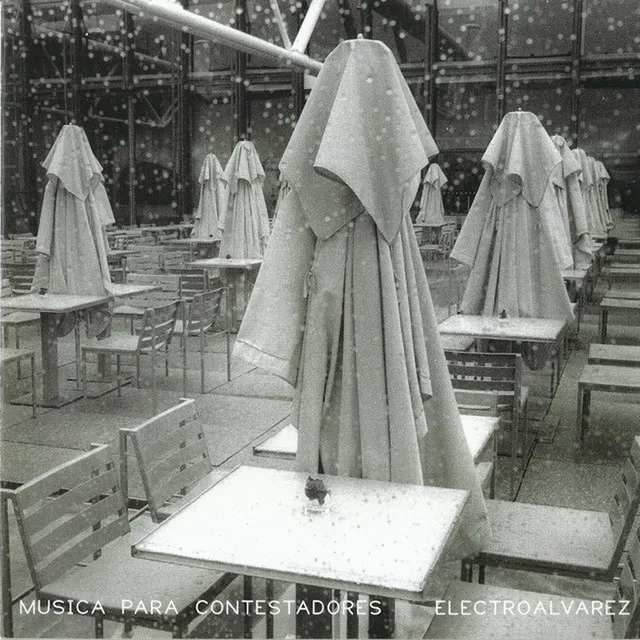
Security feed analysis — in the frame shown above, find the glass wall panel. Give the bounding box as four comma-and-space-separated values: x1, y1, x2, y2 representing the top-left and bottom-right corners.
438, 0, 499, 62
81, 1, 126, 79
249, 95, 296, 214
308, 0, 349, 61
435, 81, 497, 150
371, 1, 426, 64
438, 151, 485, 215
191, 90, 235, 188
583, 0, 640, 55
191, 1, 236, 70
507, 0, 573, 57
580, 87, 640, 215
505, 79, 572, 139
247, 0, 296, 67
30, 0, 70, 80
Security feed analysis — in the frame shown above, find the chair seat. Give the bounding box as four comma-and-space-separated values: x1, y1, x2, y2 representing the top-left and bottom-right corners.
478, 499, 615, 574
172, 319, 213, 337
1, 347, 35, 364
1, 311, 40, 326
113, 305, 144, 317
156, 468, 232, 520
41, 515, 233, 620
82, 333, 140, 355
425, 580, 613, 639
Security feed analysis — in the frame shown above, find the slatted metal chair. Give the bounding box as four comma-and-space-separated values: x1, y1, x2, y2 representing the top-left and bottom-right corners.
1, 348, 37, 417
445, 350, 529, 499
461, 436, 640, 589
177, 270, 210, 301
119, 397, 230, 522
4, 444, 234, 638
427, 532, 640, 639
172, 288, 231, 394
82, 300, 180, 415
113, 273, 180, 334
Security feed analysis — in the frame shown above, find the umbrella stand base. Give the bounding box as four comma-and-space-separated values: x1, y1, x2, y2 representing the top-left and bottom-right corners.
66, 374, 133, 399
10, 389, 84, 409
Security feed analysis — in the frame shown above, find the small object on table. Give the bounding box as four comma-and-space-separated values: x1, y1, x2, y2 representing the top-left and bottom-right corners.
305, 476, 329, 505
39, 287, 48, 296
499, 309, 508, 319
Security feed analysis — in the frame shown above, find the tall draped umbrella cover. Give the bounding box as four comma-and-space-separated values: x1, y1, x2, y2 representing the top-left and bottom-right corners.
451, 111, 573, 324
416, 162, 448, 225
573, 148, 607, 238
219, 141, 270, 258
234, 39, 489, 555
191, 153, 226, 240
32, 124, 114, 336
550, 135, 592, 270
594, 159, 613, 232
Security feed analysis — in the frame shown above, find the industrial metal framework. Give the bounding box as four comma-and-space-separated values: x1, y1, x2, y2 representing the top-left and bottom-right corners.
2, 0, 640, 235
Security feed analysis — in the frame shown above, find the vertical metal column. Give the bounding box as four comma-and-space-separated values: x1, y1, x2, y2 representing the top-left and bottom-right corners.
358, 0, 373, 37
176, 0, 192, 222
70, 0, 85, 124
234, 0, 249, 140
18, 0, 38, 234
570, 0, 584, 146
496, 0, 509, 121
425, 0, 439, 135
291, 0, 308, 119
123, 10, 137, 226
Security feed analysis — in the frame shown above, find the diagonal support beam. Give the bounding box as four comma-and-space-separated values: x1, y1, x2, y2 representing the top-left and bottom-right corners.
268, 0, 292, 49
290, 0, 327, 53
100, 0, 323, 73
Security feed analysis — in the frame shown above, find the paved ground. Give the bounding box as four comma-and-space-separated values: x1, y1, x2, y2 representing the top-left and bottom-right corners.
2, 241, 639, 638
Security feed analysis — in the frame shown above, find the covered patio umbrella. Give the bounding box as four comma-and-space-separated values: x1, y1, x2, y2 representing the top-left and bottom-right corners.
551, 134, 592, 269
273, 171, 291, 221
594, 159, 613, 232
219, 140, 270, 258
573, 148, 608, 238
451, 111, 573, 324
235, 39, 489, 555
32, 124, 114, 337
416, 162, 448, 226
191, 153, 226, 240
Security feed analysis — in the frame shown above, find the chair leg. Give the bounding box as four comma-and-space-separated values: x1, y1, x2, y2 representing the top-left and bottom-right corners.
74, 315, 82, 390
82, 351, 88, 399
15, 328, 21, 380
116, 355, 122, 397
151, 349, 157, 415
460, 561, 473, 582
94, 614, 104, 638
30, 354, 36, 418
165, 344, 169, 377
200, 328, 206, 394
136, 354, 141, 388
123, 620, 133, 637
182, 334, 187, 397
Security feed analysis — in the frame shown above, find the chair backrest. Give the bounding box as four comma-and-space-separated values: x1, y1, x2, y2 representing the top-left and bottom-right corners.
454, 389, 499, 417
120, 398, 213, 522
185, 288, 225, 335
126, 273, 180, 304
137, 300, 180, 353
178, 270, 209, 301
161, 250, 188, 272
607, 436, 640, 576
7, 444, 129, 592
127, 248, 163, 274
612, 524, 640, 638
10, 273, 34, 295
445, 351, 523, 412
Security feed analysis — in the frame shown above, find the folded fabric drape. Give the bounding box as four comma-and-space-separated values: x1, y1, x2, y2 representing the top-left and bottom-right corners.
550, 135, 592, 269
234, 39, 490, 556
573, 148, 608, 238
219, 141, 270, 258
191, 153, 226, 240
451, 111, 574, 326
32, 124, 114, 337
416, 163, 448, 226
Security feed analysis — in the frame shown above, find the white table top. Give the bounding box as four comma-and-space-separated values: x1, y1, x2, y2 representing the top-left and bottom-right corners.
254, 417, 498, 464
190, 258, 263, 270
438, 314, 566, 344
132, 465, 469, 601
600, 297, 640, 310
604, 289, 640, 300
0, 293, 108, 313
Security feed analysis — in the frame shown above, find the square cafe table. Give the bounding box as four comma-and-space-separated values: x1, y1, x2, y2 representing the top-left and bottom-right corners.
1, 284, 160, 407
438, 314, 568, 394
190, 258, 263, 329
132, 465, 469, 637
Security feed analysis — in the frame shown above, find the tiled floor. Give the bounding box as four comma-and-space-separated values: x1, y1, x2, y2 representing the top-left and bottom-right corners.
2, 259, 640, 638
